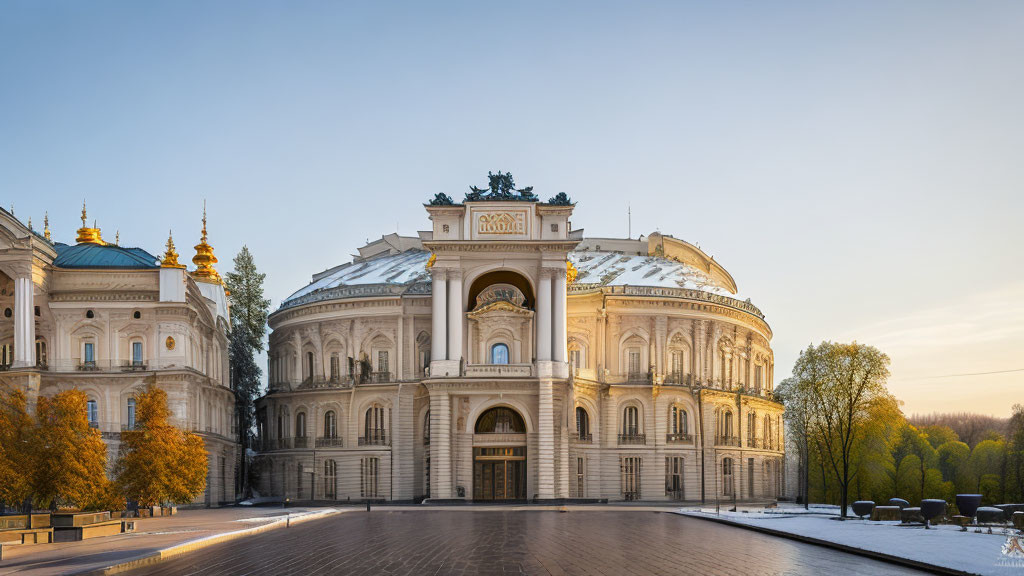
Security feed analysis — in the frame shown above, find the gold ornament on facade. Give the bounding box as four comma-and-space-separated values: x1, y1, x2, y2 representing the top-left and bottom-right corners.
566, 260, 578, 284
43, 212, 51, 242
161, 230, 186, 269
75, 202, 106, 245
165, 336, 176, 350
191, 203, 222, 284
426, 253, 436, 269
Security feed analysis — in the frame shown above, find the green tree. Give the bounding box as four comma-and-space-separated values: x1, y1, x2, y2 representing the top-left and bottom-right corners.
786, 342, 893, 518
937, 440, 972, 492
33, 390, 109, 510
225, 246, 270, 498
1007, 404, 1024, 502
969, 439, 1006, 503
114, 384, 208, 507
919, 424, 959, 449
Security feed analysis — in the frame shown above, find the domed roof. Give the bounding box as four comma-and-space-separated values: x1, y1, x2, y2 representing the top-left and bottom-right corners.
53, 242, 160, 269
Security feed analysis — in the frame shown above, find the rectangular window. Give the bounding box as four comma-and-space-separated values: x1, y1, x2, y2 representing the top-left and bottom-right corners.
723, 459, 734, 497
324, 460, 337, 500
666, 457, 684, 500
361, 457, 379, 498
297, 465, 305, 499
621, 457, 642, 500
0, 344, 11, 366
570, 349, 582, 369
755, 366, 763, 391
132, 341, 143, 365
36, 341, 47, 366
84, 342, 95, 364
377, 351, 389, 374
748, 457, 755, 499
330, 356, 340, 381
628, 349, 641, 374
576, 457, 585, 498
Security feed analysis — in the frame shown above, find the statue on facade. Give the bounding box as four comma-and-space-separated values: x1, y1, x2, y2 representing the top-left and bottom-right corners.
428, 192, 454, 206
465, 171, 539, 202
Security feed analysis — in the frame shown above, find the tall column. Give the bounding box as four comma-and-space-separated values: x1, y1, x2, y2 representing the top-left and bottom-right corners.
429, 390, 452, 499
447, 270, 463, 362
536, 270, 552, 361
12, 276, 34, 368
430, 270, 447, 362
396, 314, 404, 381
655, 316, 667, 378
292, 332, 302, 382
552, 267, 567, 363
537, 379, 555, 499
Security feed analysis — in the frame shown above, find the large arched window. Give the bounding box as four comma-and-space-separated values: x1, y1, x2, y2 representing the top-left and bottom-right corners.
721, 410, 734, 439
623, 406, 639, 435
490, 343, 509, 365
305, 352, 314, 381
295, 412, 307, 438
475, 407, 526, 434
575, 406, 590, 441
323, 410, 337, 438
363, 404, 386, 445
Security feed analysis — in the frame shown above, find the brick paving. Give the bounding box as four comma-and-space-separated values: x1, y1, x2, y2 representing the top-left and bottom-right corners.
123, 510, 926, 575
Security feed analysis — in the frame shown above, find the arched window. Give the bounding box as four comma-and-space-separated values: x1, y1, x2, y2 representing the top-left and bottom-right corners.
764, 415, 772, 450
295, 412, 307, 438
86, 400, 98, 426
364, 404, 386, 445
127, 398, 136, 430
490, 343, 509, 365
575, 407, 590, 441
475, 407, 526, 434
305, 352, 314, 381
622, 406, 640, 436
323, 410, 337, 438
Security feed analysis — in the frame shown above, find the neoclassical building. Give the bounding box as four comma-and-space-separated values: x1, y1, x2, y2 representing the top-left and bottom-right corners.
257, 174, 784, 503
0, 205, 237, 506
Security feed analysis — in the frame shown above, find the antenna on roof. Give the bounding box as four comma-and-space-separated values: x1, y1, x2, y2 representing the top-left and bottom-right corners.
628, 205, 632, 239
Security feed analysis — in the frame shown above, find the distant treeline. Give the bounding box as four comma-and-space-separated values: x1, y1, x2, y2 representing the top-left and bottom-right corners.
907, 412, 1010, 448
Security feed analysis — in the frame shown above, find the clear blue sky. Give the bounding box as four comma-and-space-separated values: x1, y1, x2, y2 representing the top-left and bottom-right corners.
3, 1, 1022, 416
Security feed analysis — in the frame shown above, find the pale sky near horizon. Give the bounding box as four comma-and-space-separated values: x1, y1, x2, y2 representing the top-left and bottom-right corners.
2, 1, 1021, 417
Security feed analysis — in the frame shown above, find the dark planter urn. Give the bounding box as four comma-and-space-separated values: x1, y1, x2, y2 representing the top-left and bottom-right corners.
956, 494, 983, 519
888, 498, 910, 509
920, 499, 946, 529
852, 501, 875, 519
977, 507, 1006, 524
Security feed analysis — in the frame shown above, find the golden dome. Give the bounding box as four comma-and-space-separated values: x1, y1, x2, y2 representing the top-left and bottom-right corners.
161, 230, 186, 269
566, 259, 578, 284
75, 202, 106, 245
191, 203, 222, 284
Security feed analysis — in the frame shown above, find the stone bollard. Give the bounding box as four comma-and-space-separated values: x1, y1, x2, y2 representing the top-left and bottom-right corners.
1013, 511, 1024, 531
871, 506, 902, 521
977, 507, 1005, 525
900, 507, 924, 524
951, 515, 971, 531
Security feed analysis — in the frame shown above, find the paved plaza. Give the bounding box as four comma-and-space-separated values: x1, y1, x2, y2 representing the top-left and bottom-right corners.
122, 510, 925, 576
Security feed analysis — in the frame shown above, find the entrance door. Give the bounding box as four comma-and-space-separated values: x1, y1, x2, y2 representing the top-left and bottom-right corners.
473, 447, 526, 500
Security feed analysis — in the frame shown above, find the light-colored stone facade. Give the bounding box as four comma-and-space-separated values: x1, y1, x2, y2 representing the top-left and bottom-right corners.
0, 207, 237, 506
256, 190, 785, 503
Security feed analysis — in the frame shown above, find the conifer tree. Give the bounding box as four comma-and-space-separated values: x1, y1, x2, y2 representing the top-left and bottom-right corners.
225, 245, 269, 496
114, 384, 208, 507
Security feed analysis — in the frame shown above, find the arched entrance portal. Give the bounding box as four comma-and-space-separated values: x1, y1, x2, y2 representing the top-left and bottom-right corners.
473, 406, 527, 501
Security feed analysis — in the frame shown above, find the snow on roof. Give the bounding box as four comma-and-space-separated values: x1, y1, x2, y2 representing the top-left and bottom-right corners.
279, 243, 752, 311
569, 251, 736, 297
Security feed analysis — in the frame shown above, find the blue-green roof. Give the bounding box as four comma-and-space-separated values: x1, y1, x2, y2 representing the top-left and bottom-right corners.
53, 243, 160, 269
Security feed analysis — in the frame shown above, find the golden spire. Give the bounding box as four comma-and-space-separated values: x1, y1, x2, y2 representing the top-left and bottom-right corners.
161, 230, 185, 268
75, 201, 105, 245
115, 230, 120, 246
43, 212, 51, 242
191, 202, 221, 283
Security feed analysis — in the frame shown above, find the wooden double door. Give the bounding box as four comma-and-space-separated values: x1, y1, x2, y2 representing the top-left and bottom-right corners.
473, 447, 527, 501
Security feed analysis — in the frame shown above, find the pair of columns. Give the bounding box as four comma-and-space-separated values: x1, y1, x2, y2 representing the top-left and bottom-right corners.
12, 275, 35, 368
430, 265, 567, 365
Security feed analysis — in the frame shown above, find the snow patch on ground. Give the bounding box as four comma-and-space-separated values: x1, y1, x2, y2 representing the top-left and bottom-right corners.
676, 506, 1021, 576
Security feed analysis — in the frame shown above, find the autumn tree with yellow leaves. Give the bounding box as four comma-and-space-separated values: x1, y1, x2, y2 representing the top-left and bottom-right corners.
32, 389, 111, 510
114, 384, 207, 507
0, 386, 35, 510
